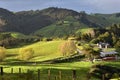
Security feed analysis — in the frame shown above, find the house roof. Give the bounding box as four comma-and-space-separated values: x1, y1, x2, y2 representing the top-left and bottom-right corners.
97, 42, 109, 45
100, 51, 118, 57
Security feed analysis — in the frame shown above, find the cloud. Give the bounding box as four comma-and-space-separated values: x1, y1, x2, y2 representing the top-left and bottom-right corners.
89, 0, 120, 13
0, 0, 120, 13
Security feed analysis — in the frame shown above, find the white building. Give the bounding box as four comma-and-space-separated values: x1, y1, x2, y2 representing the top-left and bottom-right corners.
97, 42, 109, 49
100, 51, 118, 57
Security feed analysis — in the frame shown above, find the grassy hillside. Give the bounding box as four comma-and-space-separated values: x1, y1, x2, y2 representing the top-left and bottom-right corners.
76, 28, 94, 34
6, 40, 64, 62
10, 32, 27, 39
34, 19, 88, 38
1, 7, 120, 36
10, 32, 38, 39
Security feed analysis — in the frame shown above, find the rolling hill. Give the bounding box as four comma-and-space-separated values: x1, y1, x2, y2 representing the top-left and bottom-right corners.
0, 7, 120, 37
6, 40, 63, 61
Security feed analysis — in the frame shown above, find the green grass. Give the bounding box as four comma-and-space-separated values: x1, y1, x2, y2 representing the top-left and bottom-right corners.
1, 61, 120, 80
34, 20, 88, 38
6, 40, 64, 62
10, 32, 27, 39
2, 61, 92, 72
102, 48, 116, 52
0, 61, 93, 80
76, 28, 94, 34
10, 32, 37, 39
2, 40, 120, 80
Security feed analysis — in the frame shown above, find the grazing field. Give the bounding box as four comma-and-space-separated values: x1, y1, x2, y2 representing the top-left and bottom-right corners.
6, 40, 64, 62
1, 61, 120, 80
0, 40, 91, 80
0, 61, 93, 80
76, 28, 94, 35
0, 40, 119, 80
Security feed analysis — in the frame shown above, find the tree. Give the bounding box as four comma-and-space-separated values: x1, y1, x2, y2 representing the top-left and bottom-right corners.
82, 44, 101, 63
18, 48, 34, 61
80, 33, 92, 41
115, 40, 120, 54
89, 64, 120, 80
97, 32, 113, 46
92, 48, 101, 58
82, 44, 93, 59
59, 40, 77, 56
111, 33, 118, 45
109, 24, 120, 36
0, 47, 6, 61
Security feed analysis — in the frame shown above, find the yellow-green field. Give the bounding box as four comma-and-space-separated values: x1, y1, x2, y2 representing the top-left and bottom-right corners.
0, 40, 92, 80
6, 40, 64, 62
1, 61, 120, 80
0, 40, 119, 80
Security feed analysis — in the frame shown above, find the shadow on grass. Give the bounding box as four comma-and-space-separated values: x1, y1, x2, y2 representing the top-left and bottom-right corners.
6, 54, 18, 57
0, 67, 89, 80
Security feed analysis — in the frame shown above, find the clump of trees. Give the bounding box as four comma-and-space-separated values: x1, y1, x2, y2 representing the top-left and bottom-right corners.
0, 37, 40, 48
82, 44, 101, 62
18, 48, 34, 61
88, 64, 120, 80
90, 24, 120, 46
0, 32, 40, 48
115, 39, 120, 54
59, 40, 77, 56
0, 47, 6, 61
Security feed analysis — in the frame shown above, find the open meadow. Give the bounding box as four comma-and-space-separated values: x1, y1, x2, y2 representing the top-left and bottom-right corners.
0, 40, 119, 80
0, 1, 120, 80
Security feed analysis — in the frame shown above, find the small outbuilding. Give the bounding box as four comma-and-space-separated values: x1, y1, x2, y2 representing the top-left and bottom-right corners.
97, 42, 109, 49
100, 51, 118, 57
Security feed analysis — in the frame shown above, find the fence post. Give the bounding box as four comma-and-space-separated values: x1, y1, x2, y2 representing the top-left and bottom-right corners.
38, 69, 40, 80
86, 72, 91, 80
72, 70, 76, 80
27, 69, 29, 73
19, 68, 21, 74
55, 76, 57, 80
11, 68, 13, 74
59, 71, 62, 80
26, 69, 30, 80
0, 67, 3, 76
48, 70, 51, 80
102, 74, 105, 80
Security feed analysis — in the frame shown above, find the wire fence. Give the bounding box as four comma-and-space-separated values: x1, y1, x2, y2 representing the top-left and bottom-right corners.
0, 67, 90, 80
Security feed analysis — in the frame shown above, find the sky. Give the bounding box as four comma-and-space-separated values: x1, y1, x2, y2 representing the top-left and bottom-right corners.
0, 0, 120, 14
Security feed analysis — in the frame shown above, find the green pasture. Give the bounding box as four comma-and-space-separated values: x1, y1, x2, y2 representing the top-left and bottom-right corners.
0, 61, 93, 80
6, 40, 64, 62
1, 61, 120, 80
0, 40, 119, 80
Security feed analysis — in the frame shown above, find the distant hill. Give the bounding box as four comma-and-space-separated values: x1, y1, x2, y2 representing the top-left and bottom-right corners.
0, 7, 120, 37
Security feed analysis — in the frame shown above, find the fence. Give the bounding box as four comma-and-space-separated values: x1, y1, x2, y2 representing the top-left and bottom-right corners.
0, 67, 108, 80
0, 67, 85, 80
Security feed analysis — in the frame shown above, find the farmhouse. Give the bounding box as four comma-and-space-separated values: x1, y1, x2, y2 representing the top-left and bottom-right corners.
100, 51, 118, 57
97, 42, 109, 48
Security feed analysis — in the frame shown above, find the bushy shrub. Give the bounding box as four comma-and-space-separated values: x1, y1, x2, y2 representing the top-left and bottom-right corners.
89, 64, 120, 80
115, 40, 120, 54
18, 48, 34, 61
0, 47, 6, 61
59, 40, 77, 56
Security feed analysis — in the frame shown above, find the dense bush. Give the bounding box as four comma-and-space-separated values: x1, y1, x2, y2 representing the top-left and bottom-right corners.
0, 47, 6, 61
88, 64, 120, 80
18, 48, 34, 61
0, 37, 40, 48
82, 44, 101, 62
59, 40, 77, 56
115, 39, 120, 54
